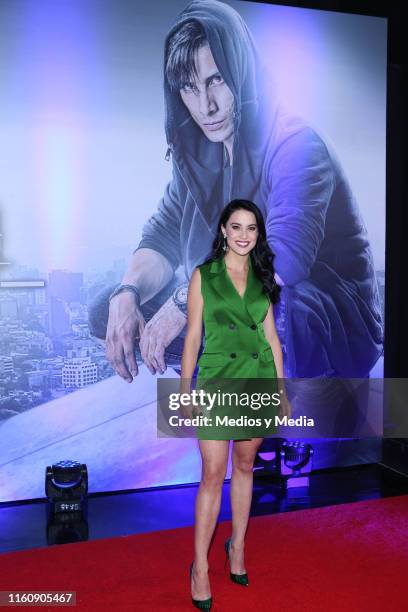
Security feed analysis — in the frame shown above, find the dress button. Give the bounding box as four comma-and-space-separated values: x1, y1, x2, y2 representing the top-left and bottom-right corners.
229, 323, 236, 330
250, 324, 257, 330
252, 352, 258, 359
230, 352, 237, 359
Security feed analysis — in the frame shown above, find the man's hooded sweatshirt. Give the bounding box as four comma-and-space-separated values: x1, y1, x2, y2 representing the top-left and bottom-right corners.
136, 0, 383, 377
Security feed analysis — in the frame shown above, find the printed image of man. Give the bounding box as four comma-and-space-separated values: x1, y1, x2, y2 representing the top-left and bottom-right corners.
88, 0, 383, 380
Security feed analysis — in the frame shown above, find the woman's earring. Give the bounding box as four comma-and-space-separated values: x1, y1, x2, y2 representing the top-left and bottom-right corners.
223, 234, 228, 251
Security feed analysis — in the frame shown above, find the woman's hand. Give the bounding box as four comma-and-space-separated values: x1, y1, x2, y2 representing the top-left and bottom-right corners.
278, 392, 292, 419
179, 391, 203, 420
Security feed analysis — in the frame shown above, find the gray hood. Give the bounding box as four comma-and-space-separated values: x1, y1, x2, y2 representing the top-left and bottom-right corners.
163, 0, 278, 228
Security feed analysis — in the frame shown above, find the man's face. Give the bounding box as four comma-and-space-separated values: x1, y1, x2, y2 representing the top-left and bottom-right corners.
179, 44, 235, 144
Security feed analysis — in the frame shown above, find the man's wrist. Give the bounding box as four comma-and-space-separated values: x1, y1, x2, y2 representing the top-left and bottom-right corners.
172, 282, 189, 316
109, 284, 142, 308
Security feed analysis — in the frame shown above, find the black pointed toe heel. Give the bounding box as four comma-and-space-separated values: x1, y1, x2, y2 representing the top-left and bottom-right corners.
189, 561, 213, 610
224, 538, 249, 587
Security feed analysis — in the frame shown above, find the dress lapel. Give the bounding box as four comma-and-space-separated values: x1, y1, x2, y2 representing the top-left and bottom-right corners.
243, 258, 267, 324
209, 256, 243, 319
208, 255, 266, 324
244, 259, 267, 324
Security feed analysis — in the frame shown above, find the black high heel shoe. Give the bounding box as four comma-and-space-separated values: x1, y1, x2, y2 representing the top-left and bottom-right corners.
224, 538, 249, 586
189, 561, 212, 610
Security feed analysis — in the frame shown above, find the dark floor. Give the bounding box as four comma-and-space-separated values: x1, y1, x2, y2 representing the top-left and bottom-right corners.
1, 462, 407, 554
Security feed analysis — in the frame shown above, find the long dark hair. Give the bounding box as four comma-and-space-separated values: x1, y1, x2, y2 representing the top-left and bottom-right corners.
204, 199, 281, 305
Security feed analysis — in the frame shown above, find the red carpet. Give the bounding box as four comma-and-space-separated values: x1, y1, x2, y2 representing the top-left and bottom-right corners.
0, 495, 407, 611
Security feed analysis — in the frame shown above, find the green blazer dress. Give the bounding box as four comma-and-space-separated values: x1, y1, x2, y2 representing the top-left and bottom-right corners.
195, 255, 278, 440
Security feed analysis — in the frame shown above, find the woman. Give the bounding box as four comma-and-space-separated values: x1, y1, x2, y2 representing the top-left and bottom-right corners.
181, 199, 291, 610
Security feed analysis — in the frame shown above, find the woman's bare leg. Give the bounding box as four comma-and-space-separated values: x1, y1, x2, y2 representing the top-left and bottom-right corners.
191, 439, 230, 600
229, 437, 263, 574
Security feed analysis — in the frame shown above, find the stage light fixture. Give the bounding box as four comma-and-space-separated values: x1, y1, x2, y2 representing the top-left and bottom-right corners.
280, 441, 313, 488
45, 460, 88, 513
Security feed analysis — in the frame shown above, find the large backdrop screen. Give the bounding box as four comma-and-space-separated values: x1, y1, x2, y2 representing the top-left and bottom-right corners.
0, 0, 386, 502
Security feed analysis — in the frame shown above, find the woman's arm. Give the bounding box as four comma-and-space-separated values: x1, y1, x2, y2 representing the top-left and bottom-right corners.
263, 303, 291, 417
262, 303, 284, 378
180, 268, 204, 394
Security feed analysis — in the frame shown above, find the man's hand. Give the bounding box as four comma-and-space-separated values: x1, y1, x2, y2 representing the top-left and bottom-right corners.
140, 297, 187, 374
106, 292, 145, 382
